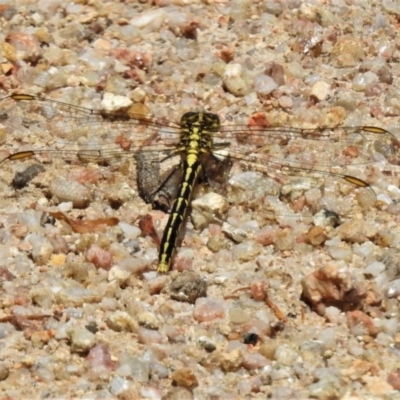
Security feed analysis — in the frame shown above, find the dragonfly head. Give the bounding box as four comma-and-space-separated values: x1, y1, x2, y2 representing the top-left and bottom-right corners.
181, 112, 220, 132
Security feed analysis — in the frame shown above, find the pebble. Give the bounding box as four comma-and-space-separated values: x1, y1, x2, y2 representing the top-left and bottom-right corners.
6, 32, 41, 62
324, 306, 344, 325
151, 361, 169, 380
274, 228, 294, 251
265, 62, 285, 85
254, 74, 278, 95
100, 92, 132, 112
110, 257, 150, 278
278, 95, 293, 109
26, 233, 54, 265
56, 286, 100, 307
305, 226, 327, 246
352, 71, 379, 92
325, 237, 353, 262
85, 244, 113, 270
222, 63, 251, 96
50, 176, 92, 208
310, 81, 331, 102
138, 327, 164, 345
118, 354, 150, 383
229, 306, 251, 324
274, 344, 300, 366
163, 325, 185, 344
105, 311, 138, 333
335, 92, 357, 111
353, 241, 375, 259
232, 240, 263, 262
146, 275, 170, 295
378, 250, 400, 280
239, 318, 272, 340
337, 219, 377, 243
331, 37, 365, 68
171, 368, 198, 389
301, 263, 367, 315
119, 222, 141, 240
169, 271, 207, 303
387, 370, 400, 390
86, 343, 116, 374
193, 298, 225, 322
347, 337, 364, 358
31, 330, 53, 348
0, 363, 9, 381
197, 336, 217, 352
137, 311, 161, 330
107, 264, 132, 286
68, 326, 96, 353
191, 192, 228, 230
47, 234, 69, 255
364, 375, 394, 396
163, 387, 193, 399
308, 376, 344, 399
346, 310, 379, 337
221, 222, 248, 243
383, 0, 400, 14
130, 8, 166, 31
110, 376, 130, 395
254, 227, 275, 247
241, 352, 270, 370
215, 348, 243, 372
364, 261, 386, 277
104, 182, 136, 207
207, 235, 232, 252
386, 279, 400, 298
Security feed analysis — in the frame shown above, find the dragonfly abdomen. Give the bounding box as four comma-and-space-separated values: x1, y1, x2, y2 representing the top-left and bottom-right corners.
157, 112, 220, 273
157, 157, 202, 273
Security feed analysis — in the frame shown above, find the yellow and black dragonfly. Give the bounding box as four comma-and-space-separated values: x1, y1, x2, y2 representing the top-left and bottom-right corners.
0, 93, 397, 272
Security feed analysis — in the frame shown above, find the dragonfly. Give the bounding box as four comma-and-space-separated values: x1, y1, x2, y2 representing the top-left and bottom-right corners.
0, 93, 397, 273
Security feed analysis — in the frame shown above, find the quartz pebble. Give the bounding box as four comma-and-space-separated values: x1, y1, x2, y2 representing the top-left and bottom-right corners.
138, 327, 164, 345
86, 343, 115, 374
100, 92, 132, 111
68, 326, 96, 353
193, 298, 225, 322
310, 81, 331, 102
232, 240, 263, 262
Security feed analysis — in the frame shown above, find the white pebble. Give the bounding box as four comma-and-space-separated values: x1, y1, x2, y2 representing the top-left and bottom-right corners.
324, 306, 343, 324
58, 201, 73, 212
274, 344, 300, 366
310, 81, 331, 101
364, 261, 386, 277
101, 92, 133, 112
386, 279, 400, 298
109, 376, 130, 395
254, 74, 278, 95
352, 71, 378, 91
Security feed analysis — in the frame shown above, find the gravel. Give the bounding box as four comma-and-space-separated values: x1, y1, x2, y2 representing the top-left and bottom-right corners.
1, 0, 400, 398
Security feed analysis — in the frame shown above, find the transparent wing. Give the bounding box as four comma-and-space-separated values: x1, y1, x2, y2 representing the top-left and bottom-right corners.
0, 93, 395, 218
0, 94, 182, 152
0, 94, 183, 208
218, 122, 399, 168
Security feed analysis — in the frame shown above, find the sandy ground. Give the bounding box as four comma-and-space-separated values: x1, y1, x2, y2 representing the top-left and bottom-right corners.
0, 0, 400, 399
